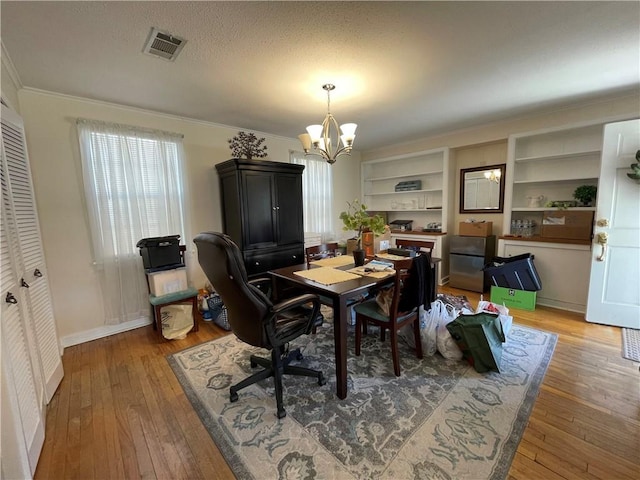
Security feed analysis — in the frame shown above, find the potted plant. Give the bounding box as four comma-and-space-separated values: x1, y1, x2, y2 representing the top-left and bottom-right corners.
573, 185, 597, 207
339, 199, 387, 266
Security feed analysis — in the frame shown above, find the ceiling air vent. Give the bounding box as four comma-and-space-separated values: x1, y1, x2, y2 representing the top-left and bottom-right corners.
142, 27, 186, 61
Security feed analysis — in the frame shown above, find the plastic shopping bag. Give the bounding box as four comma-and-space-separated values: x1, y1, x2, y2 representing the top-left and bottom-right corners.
436, 303, 463, 360
446, 312, 505, 373
476, 300, 513, 337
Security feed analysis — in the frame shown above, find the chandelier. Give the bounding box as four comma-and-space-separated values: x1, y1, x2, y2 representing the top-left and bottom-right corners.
298, 84, 357, 164
484, 169, 502, 183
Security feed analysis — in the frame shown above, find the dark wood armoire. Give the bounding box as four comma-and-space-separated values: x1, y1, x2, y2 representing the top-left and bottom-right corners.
215, 158, 305, 276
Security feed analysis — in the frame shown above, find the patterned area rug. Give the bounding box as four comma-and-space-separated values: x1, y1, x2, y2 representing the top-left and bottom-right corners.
168, 311, 557, 480
622, 328, 640, 362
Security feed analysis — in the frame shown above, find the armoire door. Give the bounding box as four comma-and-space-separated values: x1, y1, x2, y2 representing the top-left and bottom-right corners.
243, 170, 278, 249
275, 173, 304, 246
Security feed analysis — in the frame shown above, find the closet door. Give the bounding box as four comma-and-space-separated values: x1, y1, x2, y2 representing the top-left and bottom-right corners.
1, 105, 63, 402
0, 127, 45, 477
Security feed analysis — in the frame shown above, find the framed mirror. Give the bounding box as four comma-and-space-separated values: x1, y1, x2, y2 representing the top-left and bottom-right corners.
460, 164, 506, 213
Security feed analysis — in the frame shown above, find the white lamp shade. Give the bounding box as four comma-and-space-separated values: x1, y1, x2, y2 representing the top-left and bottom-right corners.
306, 125, 323, 143
340, 123, 357, 139
298, 133, 312, 151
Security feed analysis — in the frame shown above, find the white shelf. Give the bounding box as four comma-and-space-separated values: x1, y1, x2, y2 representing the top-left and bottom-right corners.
513, 176, 598, 185
512, 206, 596, 212
364, 188, 443, 196
365, 170, 443, 182
514, 149, 601, 163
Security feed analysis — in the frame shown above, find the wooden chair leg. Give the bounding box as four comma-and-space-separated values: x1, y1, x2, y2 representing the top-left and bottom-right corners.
413, 317, 423, 359
390, 328, 401, 376
355, 315, 362, 356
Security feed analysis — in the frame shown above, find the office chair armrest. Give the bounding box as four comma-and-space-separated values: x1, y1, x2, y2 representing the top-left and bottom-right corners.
248, 277, 272, 297
272, 293, 320, 314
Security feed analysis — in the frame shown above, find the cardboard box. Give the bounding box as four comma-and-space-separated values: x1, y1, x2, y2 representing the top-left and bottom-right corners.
541, 210, 594, 241
459, 221, 493, 237
148, 267, 188, 296
490, 286, 536, 311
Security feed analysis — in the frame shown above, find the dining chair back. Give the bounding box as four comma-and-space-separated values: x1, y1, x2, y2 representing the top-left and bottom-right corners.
353, 257, 424, 376
305, 242, 340, 264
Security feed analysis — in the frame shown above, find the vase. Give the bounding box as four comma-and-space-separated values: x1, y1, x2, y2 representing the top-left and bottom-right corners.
352, 249, 365, 267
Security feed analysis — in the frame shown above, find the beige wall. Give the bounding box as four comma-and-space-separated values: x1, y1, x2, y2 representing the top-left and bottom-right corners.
453, 141, 507, 234
16, 89, 358, 344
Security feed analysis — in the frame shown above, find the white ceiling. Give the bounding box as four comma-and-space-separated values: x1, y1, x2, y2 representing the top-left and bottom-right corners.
2, 1, 639, 151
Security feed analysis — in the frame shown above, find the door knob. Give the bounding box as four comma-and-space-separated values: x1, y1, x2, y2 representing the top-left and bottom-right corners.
596, 218, 609, 227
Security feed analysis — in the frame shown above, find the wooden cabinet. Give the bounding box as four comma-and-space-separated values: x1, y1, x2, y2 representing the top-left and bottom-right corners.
216, 159, 305, 276
1, 104, 63, 477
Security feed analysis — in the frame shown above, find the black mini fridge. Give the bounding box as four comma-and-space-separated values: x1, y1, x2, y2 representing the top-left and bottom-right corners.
449, 235, 496, 292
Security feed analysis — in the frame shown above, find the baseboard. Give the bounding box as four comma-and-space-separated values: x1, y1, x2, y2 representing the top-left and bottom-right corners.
60, 317, 153, 348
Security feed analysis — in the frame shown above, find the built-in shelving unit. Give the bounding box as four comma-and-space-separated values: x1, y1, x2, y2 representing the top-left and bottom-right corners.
500, 120, 608, 312
361, 147, 454, 284
361, 148, 453, 230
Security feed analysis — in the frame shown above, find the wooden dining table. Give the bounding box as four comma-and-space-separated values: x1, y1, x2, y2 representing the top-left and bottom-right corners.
269, 261, 394, 399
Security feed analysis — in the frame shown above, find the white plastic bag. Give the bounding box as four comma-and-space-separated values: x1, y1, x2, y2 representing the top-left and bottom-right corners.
399, 300, 444, 357
436, 303, 463, 360
476, 300, 513, 337
161, 304, 193, 340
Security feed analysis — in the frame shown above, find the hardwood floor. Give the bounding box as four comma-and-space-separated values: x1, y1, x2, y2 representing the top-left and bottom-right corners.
35, 287, 640, 480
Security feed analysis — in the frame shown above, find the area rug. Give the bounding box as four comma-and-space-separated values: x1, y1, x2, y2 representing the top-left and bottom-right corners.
168, 313, 557, 480
622, 328, 640, 362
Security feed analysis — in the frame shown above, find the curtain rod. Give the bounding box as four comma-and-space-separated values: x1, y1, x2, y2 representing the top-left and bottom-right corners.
76, 118, 184, 139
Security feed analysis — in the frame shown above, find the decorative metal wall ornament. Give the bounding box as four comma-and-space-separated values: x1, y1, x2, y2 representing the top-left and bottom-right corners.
298, 84, 357, 165
228, 131, 268, 160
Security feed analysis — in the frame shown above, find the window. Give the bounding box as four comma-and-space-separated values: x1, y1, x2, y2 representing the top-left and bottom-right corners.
77, 119, 188, 324
290, 152, 334, 242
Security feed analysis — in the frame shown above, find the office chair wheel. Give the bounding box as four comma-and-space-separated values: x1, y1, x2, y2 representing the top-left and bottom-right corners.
230, 389, 239, 403
277, 408, 287, 419
317, 373, 326, 386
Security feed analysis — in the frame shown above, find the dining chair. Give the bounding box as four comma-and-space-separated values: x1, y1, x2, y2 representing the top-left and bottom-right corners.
305, 242, 340, 264
394, 238, 437, 301
394, 238, 434, 254
353, 257, 424, 376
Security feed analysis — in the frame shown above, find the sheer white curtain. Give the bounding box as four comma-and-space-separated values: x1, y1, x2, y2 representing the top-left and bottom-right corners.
290, 151, 334, 242
77, 119, 188, 325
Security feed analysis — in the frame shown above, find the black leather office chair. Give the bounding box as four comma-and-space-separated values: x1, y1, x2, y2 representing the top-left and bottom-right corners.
193, 232, 326, 418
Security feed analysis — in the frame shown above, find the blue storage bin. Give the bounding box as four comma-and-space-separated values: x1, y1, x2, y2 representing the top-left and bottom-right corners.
483, 253, 542, 292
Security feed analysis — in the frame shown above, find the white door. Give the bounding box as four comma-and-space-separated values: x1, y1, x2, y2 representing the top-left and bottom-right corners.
586, 119, 640, 328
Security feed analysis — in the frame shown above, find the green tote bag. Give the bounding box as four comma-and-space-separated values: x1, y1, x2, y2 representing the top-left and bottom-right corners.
446, 312, 506, 373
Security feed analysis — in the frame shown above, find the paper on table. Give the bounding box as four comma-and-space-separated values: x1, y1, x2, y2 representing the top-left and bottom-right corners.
347, 266, 395, 279
309, 256, 355, 268
294, 267, 361, 285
